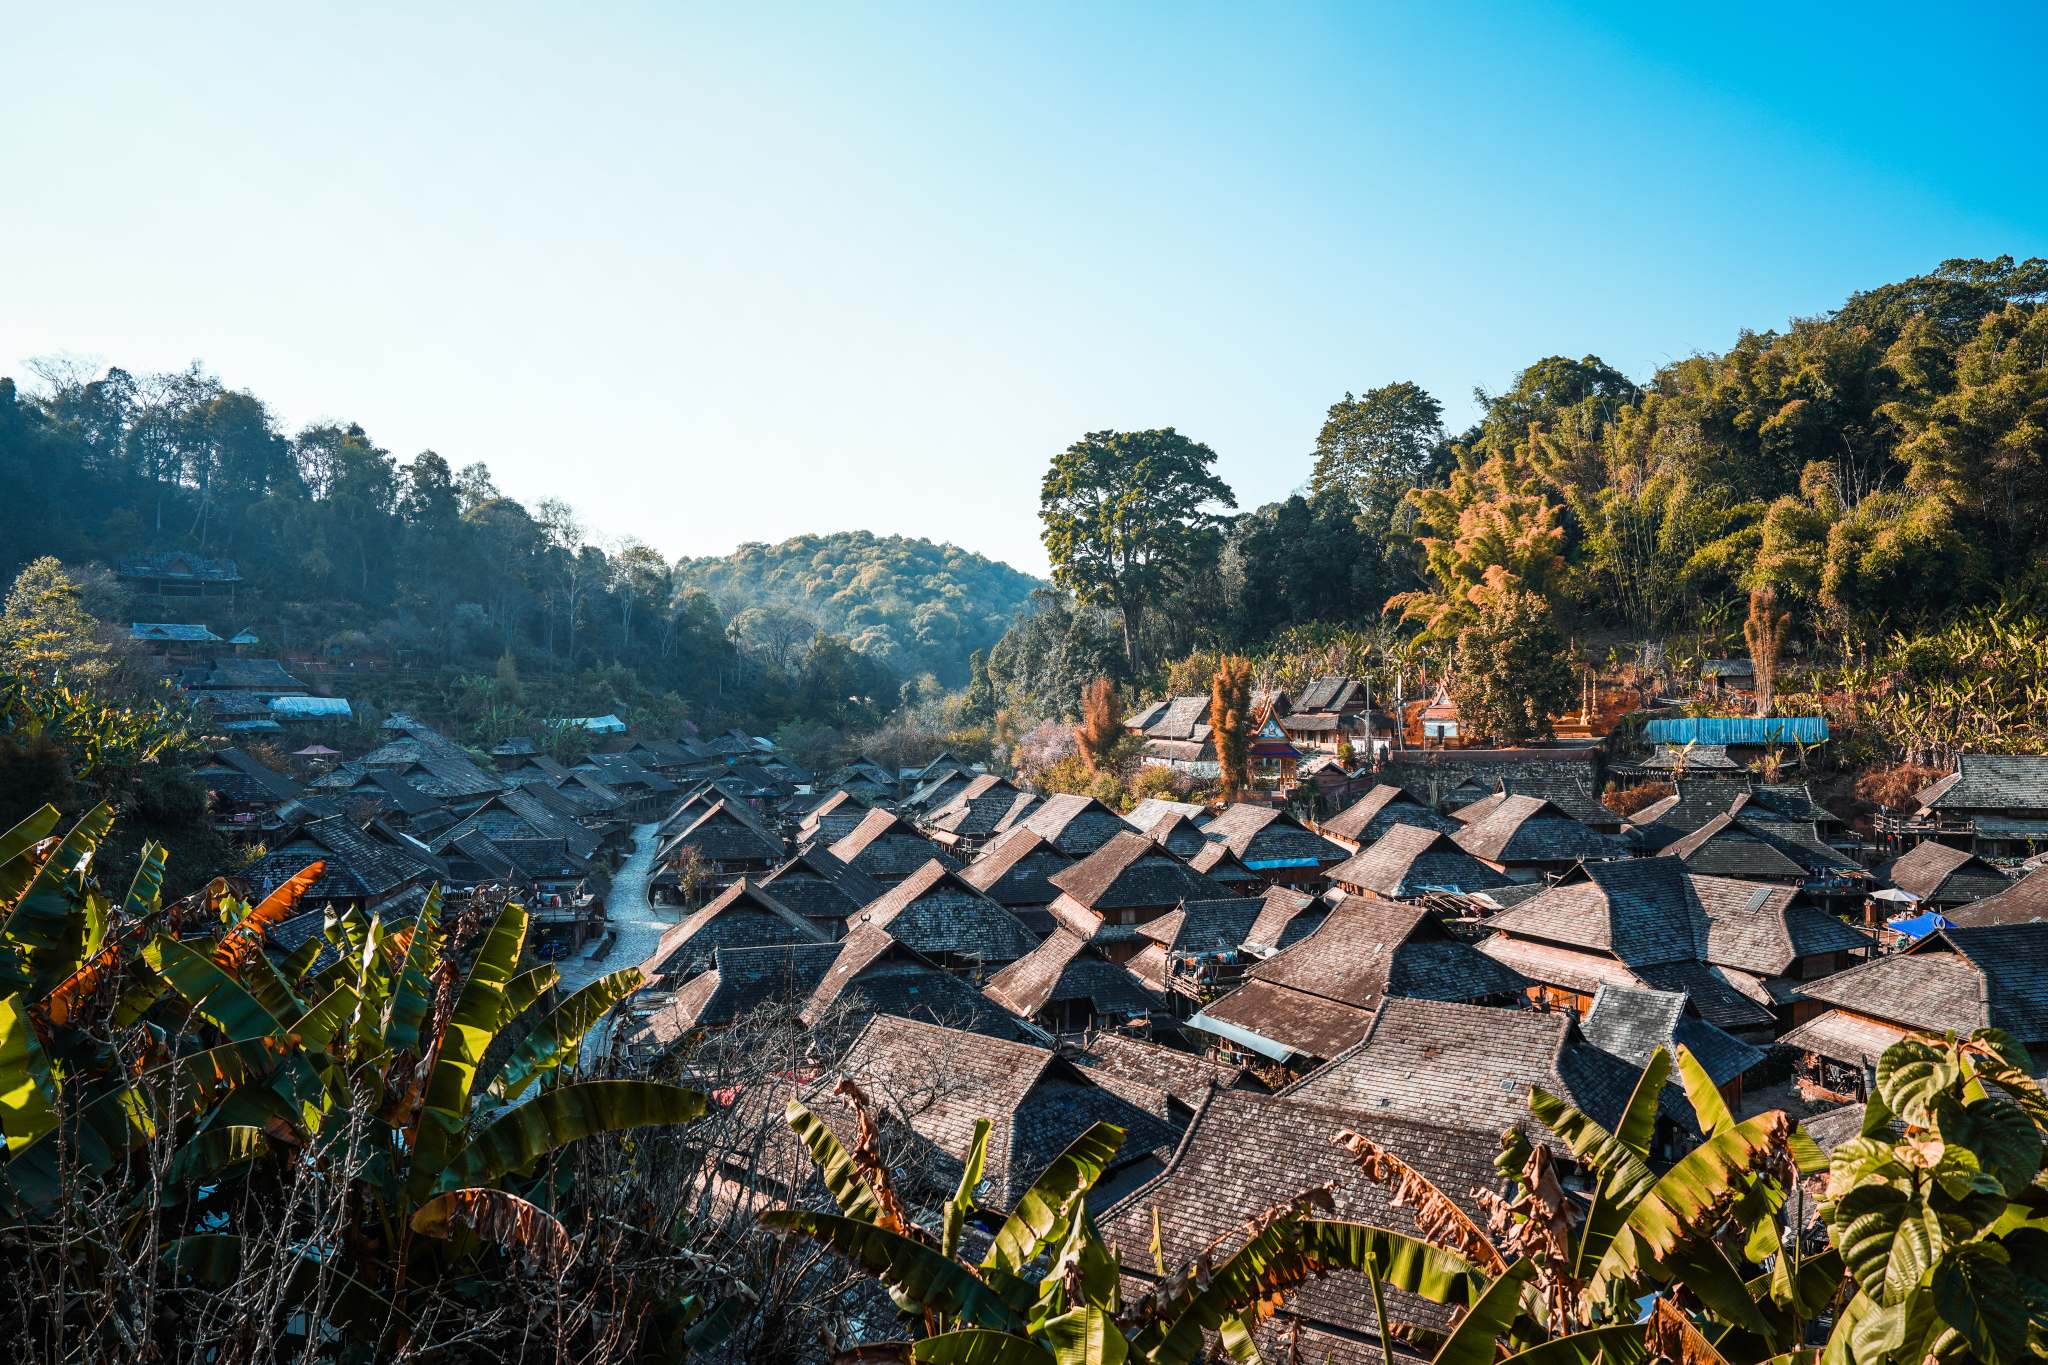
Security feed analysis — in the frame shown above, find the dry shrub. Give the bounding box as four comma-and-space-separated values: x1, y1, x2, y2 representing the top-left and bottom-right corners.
1853, 762, 1947, 813
1601, 779, 1674, 817
1074, 677, 1123, 774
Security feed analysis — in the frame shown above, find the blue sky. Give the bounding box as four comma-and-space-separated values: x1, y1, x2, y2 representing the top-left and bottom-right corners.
4, 2, 2042, 579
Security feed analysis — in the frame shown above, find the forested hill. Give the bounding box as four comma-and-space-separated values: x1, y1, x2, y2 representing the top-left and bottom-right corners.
676, 532, 1041, 688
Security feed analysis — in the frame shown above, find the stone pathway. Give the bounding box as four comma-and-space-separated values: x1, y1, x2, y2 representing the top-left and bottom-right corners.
558, 821, 668, 995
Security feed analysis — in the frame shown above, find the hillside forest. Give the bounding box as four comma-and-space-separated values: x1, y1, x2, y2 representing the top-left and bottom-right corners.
3, 254, 2046, 824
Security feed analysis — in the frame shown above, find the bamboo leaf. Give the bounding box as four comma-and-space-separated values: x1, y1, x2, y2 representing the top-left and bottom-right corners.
761, 1209, 1027, 1332
984, 1122, 1125, 1274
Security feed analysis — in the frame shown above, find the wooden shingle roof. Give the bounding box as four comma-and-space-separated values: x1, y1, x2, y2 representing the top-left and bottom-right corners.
637, 879, 829, 981
1201, 803, 1350, 868
1917, 755, 2048, 812
799, 925, 1029, 1037
980, 929, 1159, 1020
851, 860, 1042, 963
1069, 1031, 1265, 1108
1877, 841, 2012, 905
1047, 830, 1232, 910
1320, 784, 1460, 846
757, 846, 888, 924
1452, 794, 1628, 865
959, 830, 1073, 908
1325, 825, 1517, 900
1014, 794, 1134, 857
828, 808, 962, 881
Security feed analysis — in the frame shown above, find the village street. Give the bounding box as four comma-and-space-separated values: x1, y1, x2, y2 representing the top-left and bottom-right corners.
557, 821, 666, 996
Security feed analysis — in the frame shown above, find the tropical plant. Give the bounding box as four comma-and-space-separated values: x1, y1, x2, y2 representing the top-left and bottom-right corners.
0, 802, 731, 1359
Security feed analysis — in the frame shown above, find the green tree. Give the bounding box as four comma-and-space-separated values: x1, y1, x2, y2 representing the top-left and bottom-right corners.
960, 648, 996, 727
1040, 428, 1236, 676
1307, 380, 1448, 530
1, 558, 108, 683
1447, 572, 1574, 744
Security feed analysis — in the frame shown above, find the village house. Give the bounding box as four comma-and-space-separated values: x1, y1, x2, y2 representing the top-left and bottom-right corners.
795, 789, 872, 848
1941, 865, 2048, 928
1778, 923, 2048, 1102
193, 747, 303, 838
980, 928, 1161, 1034
1580, 983, 1766, 1114
827, 807, 963, 884
1189, 896, 1531, 1072
845, 860, 1041, 972
816, 754, 901, 803
132, 622, 224, 662
576, 753, 678, 815
1137, 811, 1209, 858
1451, 793, 1631, 879
1324, 824, 1518, 902
240, 813, 443, 916
1317, 783, 1460, 851
1453, 778, 1625, 836
956, 829, 1075, 936
797, 924, 1038, 1035
636, 880, 831, 985
117, 551, 243, 600
777, 1015, 1181, 1213
1011, 793, 1136, 858
1127, 895, 1290, 1005
1041, 830, 1236, 963
1182, 839, 1265, 894
1122, 796, 1208, 831
1273, 675, 1395, 757
1474, 857, 1869, 1035
655, 799, 784, 885
923, 792, 1037, 855
1197, 803, 1351, 888
1067, 1030, 1268, 1123
1896, 754, 2048, 858
755, 846, 888, 934
1127, 694, 1220, 780
901, 764, 982, 814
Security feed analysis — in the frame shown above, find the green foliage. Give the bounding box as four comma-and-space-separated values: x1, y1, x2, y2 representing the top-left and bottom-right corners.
1040, 429, 1236, 675
1447, 575, 1576, 745
1308, 380, 1451, 530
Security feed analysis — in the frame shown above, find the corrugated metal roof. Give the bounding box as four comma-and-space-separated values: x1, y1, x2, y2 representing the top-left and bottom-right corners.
1643, 717, 1828, 745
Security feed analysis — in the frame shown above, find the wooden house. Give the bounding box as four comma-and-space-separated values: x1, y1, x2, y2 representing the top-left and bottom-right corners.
1012, 794, 1135, 858
980, 929, 1161, 1034
1581, 983, 1765, 1114
957, 829, 1074, 936
655, 799, 783, 884
1450, 794, 1629, 879
117, 552, 242, 600
1197, 803, 1351, 889
1901, 755, 2048, 857
827, 808, 961, 884
1041, 830, 1235, 963
1324, 824, 1518, 902
1067, 1032, 1267, 1123
635, 880, 830, 985
1190, 897, 1530, 1070
1317, 783, 1459, 851
846, 860, 1040, 972
756, 846, 888, 935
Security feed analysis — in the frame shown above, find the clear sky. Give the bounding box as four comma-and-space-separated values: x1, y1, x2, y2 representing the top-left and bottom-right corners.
4, 2, 2042, 580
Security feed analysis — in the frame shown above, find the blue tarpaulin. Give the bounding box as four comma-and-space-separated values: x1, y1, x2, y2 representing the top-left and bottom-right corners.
1886, 911, 1954, 940
1643, 717, 1829, 745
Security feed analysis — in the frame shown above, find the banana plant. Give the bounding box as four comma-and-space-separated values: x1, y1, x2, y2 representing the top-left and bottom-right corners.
762, 1077, 1487, 1364
0, 803, 732, 1358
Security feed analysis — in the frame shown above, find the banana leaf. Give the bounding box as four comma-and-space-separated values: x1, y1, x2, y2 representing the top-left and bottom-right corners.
501, 966, 559, 1025
280, 935, 325, 983
410, 1186, 576, 1269
0, 805, 62, 905
1533, 1054, 1669, 1283
490, 966, 639, 1100
682, 1295, 752, 1353
381, 885, 444, 1052
212, 861, 324, 972
760, 1209, 1027, 1332
912, 1328, 1053, 1363
1676, 1044, 1739, 1141
0, 992, 58, 1154
1498, 1322, 1651, 1365
157, 1125, 272, 1203
433, 1079, 707, 1191
160, 1233, 410, 1344
944, 1119, 992, 1261
148, 936, 285, 1042
294, 983, 360, 1054
1042, 1306, 1130, 1365
984, 1121, 1125, 1273
0, 802, 114, 995
121, 841, 167, 919
1595, 1112, 1793, 1288
415, 903, 528, 1180
1651, 1238, 1775, 1336
1422, 1257, 1538, 1365
237, 942, 309, 1026
785, 1098, 884, 1223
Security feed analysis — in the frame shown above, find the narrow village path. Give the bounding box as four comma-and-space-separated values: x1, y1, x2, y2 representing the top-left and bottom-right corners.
557, 821, 666, 995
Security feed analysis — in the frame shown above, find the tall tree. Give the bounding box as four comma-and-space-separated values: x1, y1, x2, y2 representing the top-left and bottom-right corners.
1307, 381, 1447, 530
1447, 570, 1574, 745
1210, 655, 1253, 798
1073, 677, 1122, 775
1039, 428, 1235, 676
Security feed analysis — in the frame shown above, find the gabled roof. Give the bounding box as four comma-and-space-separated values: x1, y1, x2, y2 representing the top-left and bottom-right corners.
799, 925, 1033, 1037
1291, 676, 1368, 713
1325, 825, 1517, 900
1581, 985, 1764, 1098
638, 879, 829, 980
1194, 978, 1373, 1061
1797, 924, 2048, 1043
1047, 830, 1231, 911
1184, 839, 1263, 887
1319, 784, 1460, 845
1453, 777, 1617, 830
851, 860, 1041, 962
635, 942, 846, 1037
1280, 997, 1643, 1156
1140, 812, 1211, 857
1138, 897, 1268, 955
240, 816, 434, 900
1014, 794, 1133, 857
1692, 873, 1872, 974
818, 1014, 1176, 1209
1480, 858, 1707, 964
1658, 813, 1810, 880
133, 621, 223, 642
1070, 1031, 1264, 1108
661, 800, 784, 863
581, 753, 680, 794
1242, 884, 1326, 955
758, 846, 889, 923
904, 767, 978, 812
828, 808, 963, 880
797, 788, 868, 834
1944, 868, 2048, 928
1917, 755, 2048, 812
1452, 794, 1628, 865
1200, 804, 1349, 868
197, 747, 303, 801
1244, 896, 1528, 1010
1142, 695, 1211, 741
959, 830, 1073, 908
1122, 797, 1208, 832
981, 929, 1159, 1020
1877, 841, 2012, 904
1098, 1088, 1499, 1364
927, 794, 1030, 841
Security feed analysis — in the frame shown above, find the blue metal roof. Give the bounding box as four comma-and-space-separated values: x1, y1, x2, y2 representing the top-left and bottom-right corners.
1643, 717, 1829, 745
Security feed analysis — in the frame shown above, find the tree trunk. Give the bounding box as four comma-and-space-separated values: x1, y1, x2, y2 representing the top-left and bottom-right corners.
1119, 602, 1143, 677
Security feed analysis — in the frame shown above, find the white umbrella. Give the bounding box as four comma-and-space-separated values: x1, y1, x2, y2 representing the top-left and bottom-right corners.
1870, 887, 1920, 904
